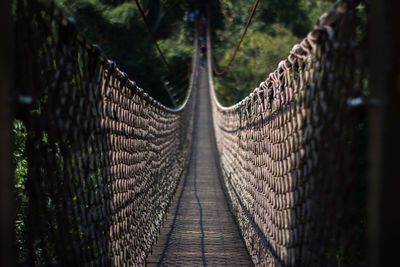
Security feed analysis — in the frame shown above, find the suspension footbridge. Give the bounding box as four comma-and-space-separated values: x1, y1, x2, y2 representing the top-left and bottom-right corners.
3, 0, 389, 266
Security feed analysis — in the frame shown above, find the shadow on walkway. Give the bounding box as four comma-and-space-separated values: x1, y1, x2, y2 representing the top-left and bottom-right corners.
146, 67, 252, 266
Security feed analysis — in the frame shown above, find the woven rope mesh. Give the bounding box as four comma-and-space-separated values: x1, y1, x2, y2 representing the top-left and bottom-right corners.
14, 0, 198, 265
207, 0, 367, 266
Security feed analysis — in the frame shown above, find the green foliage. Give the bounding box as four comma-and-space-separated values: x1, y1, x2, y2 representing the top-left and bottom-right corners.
258, 0, 311, 37
256, 0, 335, 37
299, 0, 335, 28
214, 25, 299, 106
212, 0, 335, 106
159, 21, 193, 71
55, 0, 193, 106
14, 119, 28, 262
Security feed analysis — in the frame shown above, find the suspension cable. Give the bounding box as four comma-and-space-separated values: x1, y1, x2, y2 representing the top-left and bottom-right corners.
134, 0, 172, 72
209, 0, 260, 76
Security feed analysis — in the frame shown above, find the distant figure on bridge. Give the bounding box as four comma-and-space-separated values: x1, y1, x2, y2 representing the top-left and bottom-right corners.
200, 41, 206, 67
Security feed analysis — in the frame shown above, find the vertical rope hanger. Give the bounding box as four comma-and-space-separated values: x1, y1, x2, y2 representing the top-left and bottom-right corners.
134, 0, 172, 72
209, 0, 260, 76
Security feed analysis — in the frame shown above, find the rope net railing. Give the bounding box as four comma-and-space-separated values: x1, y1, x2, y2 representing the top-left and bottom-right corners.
14, 0, 198, 265
207, 0, 367, 265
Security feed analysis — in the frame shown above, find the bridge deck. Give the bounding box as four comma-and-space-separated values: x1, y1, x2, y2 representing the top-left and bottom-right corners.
146, 67, 252, 266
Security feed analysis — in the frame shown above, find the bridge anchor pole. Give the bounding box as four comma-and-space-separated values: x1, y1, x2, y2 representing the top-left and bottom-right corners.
368, 0, 400, 266
0, 0, 15, 266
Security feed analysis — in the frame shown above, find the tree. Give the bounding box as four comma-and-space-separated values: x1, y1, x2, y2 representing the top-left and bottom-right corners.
211, 0, 335, 106
214, 25, 299, 105
55, 0, 194, 105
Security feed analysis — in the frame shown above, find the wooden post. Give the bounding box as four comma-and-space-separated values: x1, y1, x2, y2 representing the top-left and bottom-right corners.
0, 0, 14, 266
368, 0, 400, 266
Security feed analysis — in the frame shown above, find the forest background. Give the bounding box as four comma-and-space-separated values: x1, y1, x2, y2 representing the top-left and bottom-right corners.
53, 0, 335, 106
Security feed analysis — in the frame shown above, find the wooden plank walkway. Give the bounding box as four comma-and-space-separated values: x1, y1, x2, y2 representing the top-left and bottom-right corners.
146, 67, 253, 266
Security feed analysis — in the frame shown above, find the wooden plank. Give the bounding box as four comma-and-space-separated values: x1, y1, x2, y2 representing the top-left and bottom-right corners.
146, 67, 252, 266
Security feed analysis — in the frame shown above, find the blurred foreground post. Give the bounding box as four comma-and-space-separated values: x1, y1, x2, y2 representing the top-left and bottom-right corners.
0, 0, 14, 266
368, 0, 400, 266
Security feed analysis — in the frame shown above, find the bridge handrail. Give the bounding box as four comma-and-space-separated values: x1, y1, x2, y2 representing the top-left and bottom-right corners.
207, 0, 367, 265
14, 0, 199, 265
